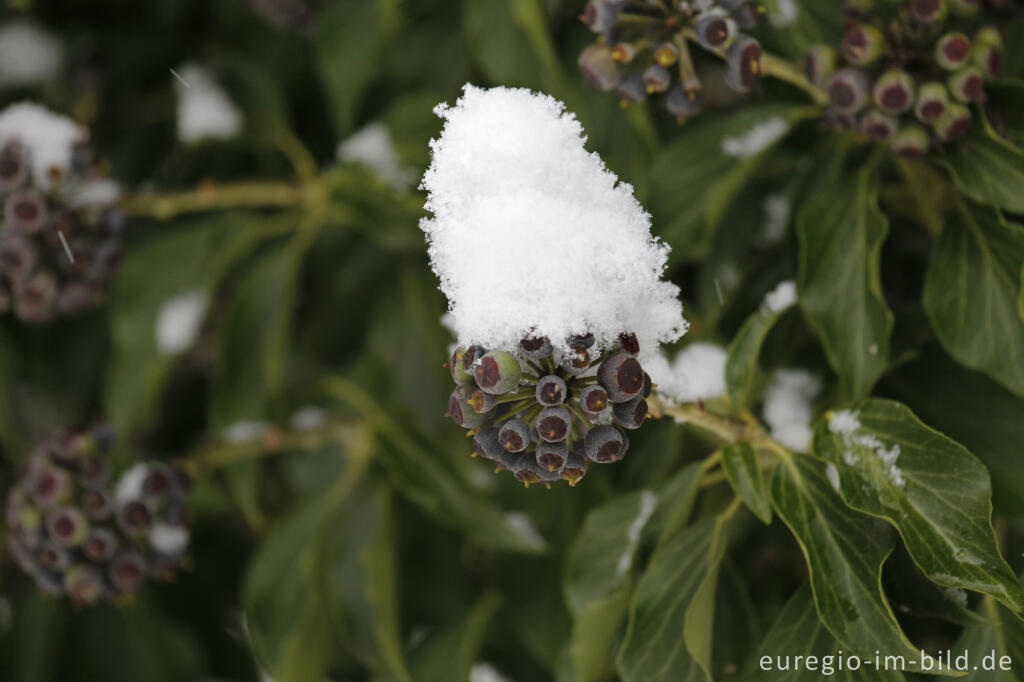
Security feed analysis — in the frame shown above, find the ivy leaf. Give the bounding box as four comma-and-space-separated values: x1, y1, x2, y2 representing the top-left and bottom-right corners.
648, 461, 704, 548
725, 287, 797, 408
406, 592, 501, 682
568, 585, 632, 682
749, 584, 906, 681
797, 167, 893, 398
986, 79, 1024, 148
650, 104, 812, 262
770, 452, 926, 662
814, 399, 1024, 617
923, 205, 1024, 399
617, 512, 732, 682
942, 124, 1024, 213
954, 590, 1024, 682
720, 442, 773, 524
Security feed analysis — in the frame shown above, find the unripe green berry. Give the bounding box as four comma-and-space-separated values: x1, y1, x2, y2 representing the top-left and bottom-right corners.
861, 110, 898, 141
933, 102, 972, 141
948, 66, 985, 102
804, 45, 837, 89
841, 25, 883, 66
972, 43, 1000, 78
974, 26, 1002, 50
448, 386, 487, 428
935, 32, 972, 71
914, 81, 949, 123
449, 347, 473, 384
910, 0, 947, 23
473, 350, 521, 395
873, 70, 915, 114
891, 124, 930, 156
949, 0, 980, 15
63, 564, 103, 605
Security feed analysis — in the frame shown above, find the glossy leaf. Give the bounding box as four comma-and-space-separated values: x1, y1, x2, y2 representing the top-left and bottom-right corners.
569, 585, 632, 682
726, 289, 797, 408
407, 593, 501, 682
923, 205, 1024, 399
617, 517, 716, 682
797, 167, 892, 398
943, 125, 1024, 213
721, 442, 772, 524
813, 399, 1024, 616
649, 461, 704, 548
954, 592, 1024, 682
770, 452, 924, 660
749, 584, 905, 681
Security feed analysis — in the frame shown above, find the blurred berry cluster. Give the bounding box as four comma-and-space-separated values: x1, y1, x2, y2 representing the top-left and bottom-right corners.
0, 136, 123, 323
6, 425, 191, 605
808, 0, 1011, 153
578, 0, 763, 120
447, 333, 654, 487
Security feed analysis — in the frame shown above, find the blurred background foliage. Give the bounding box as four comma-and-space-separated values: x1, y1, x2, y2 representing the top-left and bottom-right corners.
0, 0, 1022, 681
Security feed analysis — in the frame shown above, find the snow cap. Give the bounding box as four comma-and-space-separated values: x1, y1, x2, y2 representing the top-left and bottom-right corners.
0, 102, 85, 190
420, 84, 687, 355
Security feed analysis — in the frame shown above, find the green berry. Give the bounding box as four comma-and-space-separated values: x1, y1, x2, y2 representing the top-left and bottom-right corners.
974, 26, 1003, 50
449, 347, 473, 384
972, 43, 1000, 78
827, 68, 870, 114
804, 45, 837, 89
841, 25, 883, 66
473, 350, 521, 395
910, 0, 947, 23
861, 110, 898, 141
873, 70, 915, 114
933, 102, 972, 141
948, 67, 985, 103
891, 125, 930, 156
935, 32, 972, 71
448, 386, 487, 428
914, 81, 949, 123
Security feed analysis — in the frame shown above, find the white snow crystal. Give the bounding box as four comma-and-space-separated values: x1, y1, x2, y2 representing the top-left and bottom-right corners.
470, 663, 512, 682
767, 0, 799, 27
337, 122, 413, 190
828, 409, 861, 435
616, 490, 658, 576
69, 178, 121, 208
149, 523, 190, 555
504, 511, 545, 550
721, 118, 790, 158
0, 102, 85, 190
0, 21, 62, 87
761, 194, 790, 243
420, 84, 687, 355
114, 464, 149, 505
155, 290, 207, 356
648, 342, 728, 405
762, 369, 821, 451
825, 463, 841, 491
222, 420, 271, 445
289, 405, 327, 431
763, 279, 797, 314
175, 64, 243, 143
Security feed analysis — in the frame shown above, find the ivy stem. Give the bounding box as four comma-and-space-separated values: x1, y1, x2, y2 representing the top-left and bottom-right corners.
120, 180, 310, 221
659, 402, 754, 443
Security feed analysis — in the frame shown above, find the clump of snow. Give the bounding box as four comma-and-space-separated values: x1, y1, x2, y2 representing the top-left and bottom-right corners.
763, 279, 797, 314
289, 405, 327, 431
149, 523, 190, 555
155, 290, 207, 356
337, 123, 413, 190
721, 118, 789, 158
760, 194, 790, 243
114, 463, 148, 505
647, 342, 728, 405
419, 85, 687, 354
68, 178, 121, 208
616, 490, 658, 576
222, 420, 271, 445
175, 64, 243, 144
0, 102, 85, 190
762, 369, 821, 451
825, 463, 841, 491
767, 0, 799, 27
470, 663, 513, 682
827, 409, 906, 487
0, 21, 62, 87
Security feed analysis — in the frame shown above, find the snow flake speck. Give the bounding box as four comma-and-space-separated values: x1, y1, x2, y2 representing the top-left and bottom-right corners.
616, 490, 658, 576
721, 118, 790, 158
763, 279, 797, 314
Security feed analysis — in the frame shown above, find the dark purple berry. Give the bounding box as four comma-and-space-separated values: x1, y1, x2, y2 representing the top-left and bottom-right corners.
83, 527, 118, 561
598, 352, 644, 402
559, 448, 588, 486
666, 85, 700, 121
910, 0, 946, 23
936, 32, 972, 70
827, 68, 870, 114
448, 385, 487, 428
519, 334, 553, 359
5, 190, 47, 233
536, 441, 569, 472
0, 233, 37, 282
613, 395, 648, 429
536, 375, 567, 406
580, 385, 609, 415
45, 506, 88, 547
642, 64, 671, 94
536, 407, 572, 443
618, 73, 647, 103
473, 427, 504, 461
116, 500, 151, 536
498, 419, 531, 453
724, 37, 762, 92
580, 0, 621, 34
578, 44, 623, 92
696, 12, 734, 49
109, 552, 147, 593
584, 425, 627, 463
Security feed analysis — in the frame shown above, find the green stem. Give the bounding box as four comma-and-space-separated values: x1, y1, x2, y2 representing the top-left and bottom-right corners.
661, 402, 753, 443
120, 180, 309, 221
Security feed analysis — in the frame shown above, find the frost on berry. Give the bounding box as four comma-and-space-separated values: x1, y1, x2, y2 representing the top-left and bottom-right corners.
4, 425, 192, 604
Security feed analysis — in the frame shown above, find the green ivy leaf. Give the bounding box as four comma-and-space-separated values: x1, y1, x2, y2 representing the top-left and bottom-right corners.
986, 79, 1024, 148
797, 167, 892, 398
725, 287, 797, 408
770, 452, 925, 661
407, 592, 501, 682
568, 585, 632, 682
721, 442, 773, 524
617, 517, 712, 682
923, 205, 1024, 399
814, 398, 1024, 617
650, 104, 812, 262
954, 592, 1024, 682
942, 125, 1024, 213
749, 584, 905, 681
648, 461, 704, 548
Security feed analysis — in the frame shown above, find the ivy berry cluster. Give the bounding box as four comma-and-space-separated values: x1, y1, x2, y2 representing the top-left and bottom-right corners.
578, 0, 764, 120
446, 333, 654, 487
807, 0, 1009, 153
0, 136, 123, 323
5, 425, 191, 605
